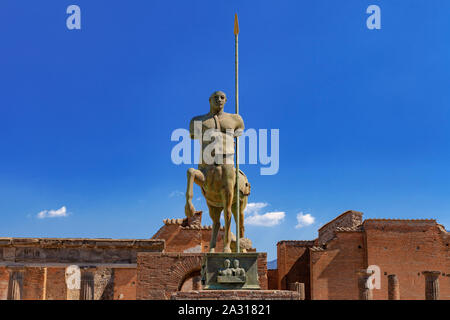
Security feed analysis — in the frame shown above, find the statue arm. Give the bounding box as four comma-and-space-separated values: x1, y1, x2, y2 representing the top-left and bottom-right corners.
189, 119, 195, 139
189, 117, 202, 139
234, 115, 244, 137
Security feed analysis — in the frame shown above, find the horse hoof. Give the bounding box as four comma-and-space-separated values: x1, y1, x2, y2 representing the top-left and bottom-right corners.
209, 248, 215, 253
184, 203, 195, 218
223, 247, 232, 253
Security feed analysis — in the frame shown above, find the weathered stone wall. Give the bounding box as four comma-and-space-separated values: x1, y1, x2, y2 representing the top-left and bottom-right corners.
92, 267, 114, 300
0, 238, 164, 264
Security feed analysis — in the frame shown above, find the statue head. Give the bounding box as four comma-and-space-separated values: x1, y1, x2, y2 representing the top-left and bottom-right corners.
233, 259, 240, 268
209, 91, 227, 114
223, 259, 231, 268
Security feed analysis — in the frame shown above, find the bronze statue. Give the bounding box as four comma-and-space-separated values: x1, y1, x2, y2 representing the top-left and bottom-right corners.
185, 91, 250, 253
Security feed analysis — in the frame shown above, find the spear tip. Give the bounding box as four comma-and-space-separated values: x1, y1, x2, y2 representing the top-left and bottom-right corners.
234, 13, 239, 35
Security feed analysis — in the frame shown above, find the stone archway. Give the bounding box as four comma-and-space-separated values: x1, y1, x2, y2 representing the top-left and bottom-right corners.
178, 269, 202, 291
136, 253, 204, 299
166, 255, 203, 292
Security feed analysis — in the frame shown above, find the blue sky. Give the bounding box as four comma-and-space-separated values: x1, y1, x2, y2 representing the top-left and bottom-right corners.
0, 1, 449, 260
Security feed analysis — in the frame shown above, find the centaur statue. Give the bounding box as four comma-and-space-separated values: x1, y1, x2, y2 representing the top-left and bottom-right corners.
184, 91, 251, 253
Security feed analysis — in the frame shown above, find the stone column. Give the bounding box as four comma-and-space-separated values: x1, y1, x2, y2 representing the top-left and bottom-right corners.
387, 274, 400, 300
289, 282, 305, 300
7, 268, 24, 300
42, 267, 48, 300
80, 272, 94, 300
93, 268, 113, 300
422, 271, 440, 300
356, 270, 374, 300
65, 265, 81, 300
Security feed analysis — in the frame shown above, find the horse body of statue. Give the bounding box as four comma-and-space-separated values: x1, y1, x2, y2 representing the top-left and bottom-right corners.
185, 91, 250, 253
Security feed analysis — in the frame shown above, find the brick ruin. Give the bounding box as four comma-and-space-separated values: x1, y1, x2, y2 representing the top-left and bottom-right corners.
0, 238, 164, 300
272, 210, 450, 300
0, 210, 448, 299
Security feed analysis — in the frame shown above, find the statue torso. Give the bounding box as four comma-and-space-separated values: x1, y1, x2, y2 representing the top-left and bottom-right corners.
190, 112, 244, 168
192, 112, 242, 133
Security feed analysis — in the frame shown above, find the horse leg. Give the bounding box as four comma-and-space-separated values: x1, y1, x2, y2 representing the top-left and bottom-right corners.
235, 195, 246, 239
240, 196, 247, 238
221, 167, 235, 253
185, 168, 205, 217
232, 195, 247, 252
208, 205, 222, 253
222, 191, 233, 253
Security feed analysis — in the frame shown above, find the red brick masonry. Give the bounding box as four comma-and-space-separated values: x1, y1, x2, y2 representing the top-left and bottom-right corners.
171, 290, 301, 300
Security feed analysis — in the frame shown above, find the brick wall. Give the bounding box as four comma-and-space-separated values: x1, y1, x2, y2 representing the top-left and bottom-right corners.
137, 252, 268, 300
45, 267, 67, 300
137, 253, 203, 299
113, 268, 137, 300
276, 240, 314, 299
172, 290, 301, 300
364, 219, 450, 300
151, 214, 226, 253
23, 267, 45, 300
0, 238, 163, 300
267, 269, 278, 290
310, 231, 365, 300
201, 229, 225, 253
318, 210, 362, 244
0, 212, 447, 300
258, 253, 268, 289
0, 267, 8, 300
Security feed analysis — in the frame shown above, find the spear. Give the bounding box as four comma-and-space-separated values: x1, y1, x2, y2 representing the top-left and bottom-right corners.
234, 13, 240, 253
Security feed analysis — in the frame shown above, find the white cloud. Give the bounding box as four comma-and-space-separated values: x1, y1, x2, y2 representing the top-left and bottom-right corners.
295, 212, 315, 228
244, 202, 284, 227
246, 211, 285, 227
169, 190, 184, 198
244, 202, 268, 215
37, 206, 68, 219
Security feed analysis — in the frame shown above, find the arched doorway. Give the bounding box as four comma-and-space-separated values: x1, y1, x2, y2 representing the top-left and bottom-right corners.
178, 269, 202, 291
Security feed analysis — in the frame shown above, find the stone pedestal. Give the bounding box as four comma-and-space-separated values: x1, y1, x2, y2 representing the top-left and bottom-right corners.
356, 269, 374, 300
201, 253, 260, 290
388, 274, 400, 300
422, 271, 440, 300
171, 290, 301, 300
